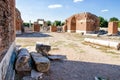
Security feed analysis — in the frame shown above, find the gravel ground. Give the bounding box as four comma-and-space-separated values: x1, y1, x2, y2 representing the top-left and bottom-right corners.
16, 32, 120, 80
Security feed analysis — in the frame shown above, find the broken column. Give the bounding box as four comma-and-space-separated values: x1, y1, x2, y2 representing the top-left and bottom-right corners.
30, 52, 50, 72
108, 22, 118, 35
15, 48, 31, 72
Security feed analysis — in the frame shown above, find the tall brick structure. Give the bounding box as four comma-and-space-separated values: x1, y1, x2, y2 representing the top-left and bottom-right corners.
15, 8, 23, 34
108, 22, 118, 35
34, 22, 40, 32
66, 12, 99, 33
0, 0, 16, 80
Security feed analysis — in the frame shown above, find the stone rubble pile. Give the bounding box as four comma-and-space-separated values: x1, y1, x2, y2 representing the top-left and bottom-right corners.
15, 42, 63, 80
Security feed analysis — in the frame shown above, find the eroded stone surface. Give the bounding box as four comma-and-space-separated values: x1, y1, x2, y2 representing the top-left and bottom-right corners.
15, 48, 31, 72
31, 53, 50, 72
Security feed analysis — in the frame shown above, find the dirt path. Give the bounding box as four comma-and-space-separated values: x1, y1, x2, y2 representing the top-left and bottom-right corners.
16, 32, 120, 80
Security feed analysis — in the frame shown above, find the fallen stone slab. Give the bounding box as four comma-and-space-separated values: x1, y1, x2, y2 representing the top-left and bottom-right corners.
48, 55, 64, 61
15, 48, 31, 72
84, 38, 120, 50
31, 53, 50, 72
31, 70, 43, 80
36, 42, 51, 56
22, 76, 35, 80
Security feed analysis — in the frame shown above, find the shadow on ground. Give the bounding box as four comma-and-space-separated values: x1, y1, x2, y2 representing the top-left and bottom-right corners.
44, 60, 120, 80
16, 32, 52, 38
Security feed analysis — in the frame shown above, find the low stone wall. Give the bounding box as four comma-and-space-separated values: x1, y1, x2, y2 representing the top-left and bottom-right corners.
0, 42, 15, 80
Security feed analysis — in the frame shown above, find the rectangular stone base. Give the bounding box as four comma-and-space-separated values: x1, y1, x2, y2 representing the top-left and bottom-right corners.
0, 42, 16, 80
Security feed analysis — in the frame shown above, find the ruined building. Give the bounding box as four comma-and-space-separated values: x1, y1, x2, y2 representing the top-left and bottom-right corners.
65, 12, 100, 34
15, 8, 23, 34
0, 0, 16, 80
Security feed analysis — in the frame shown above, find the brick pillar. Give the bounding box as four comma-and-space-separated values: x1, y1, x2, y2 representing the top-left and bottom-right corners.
34, 22, 40, 32
108, 22, 118, 35
50, 26, 57, 32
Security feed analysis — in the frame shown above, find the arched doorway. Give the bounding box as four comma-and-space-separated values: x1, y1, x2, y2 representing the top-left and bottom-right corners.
70, 16, 76, 32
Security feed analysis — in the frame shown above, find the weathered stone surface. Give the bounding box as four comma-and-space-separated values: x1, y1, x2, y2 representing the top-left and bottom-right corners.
31, 53, 50, 72
22, 76, 35, 80
15, 48, 31, 72
31, 69, 43, 80
15, 8, 23, 34
65, 12, 99, 34
36, 42, 51, 56
48, 55, 64, 61
84, 38, 120, 50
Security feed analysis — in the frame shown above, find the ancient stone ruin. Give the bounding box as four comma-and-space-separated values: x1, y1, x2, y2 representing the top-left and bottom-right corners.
15, 8, 23, 34
108, 21, 118, 35
65, 12, 100, 34
0, 0, 16, 80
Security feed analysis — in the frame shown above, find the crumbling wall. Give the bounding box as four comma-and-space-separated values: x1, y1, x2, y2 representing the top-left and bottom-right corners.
15, 8, 23, 34
0, 0, 16, 80
66, 12, 99, 33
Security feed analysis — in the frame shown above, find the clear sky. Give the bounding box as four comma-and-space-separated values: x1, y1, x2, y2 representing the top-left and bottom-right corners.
16, 0, 120, 23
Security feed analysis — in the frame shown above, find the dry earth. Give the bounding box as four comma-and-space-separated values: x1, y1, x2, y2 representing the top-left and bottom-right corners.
16, 32, 120, 80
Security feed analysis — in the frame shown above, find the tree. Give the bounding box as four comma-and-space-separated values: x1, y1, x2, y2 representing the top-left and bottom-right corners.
53, 20, 61, 26
61, 22, 65, 26
23, 22, 29, 27
109, 17, 119, 22
99, 16, 108, 27
46, 20, 52, 26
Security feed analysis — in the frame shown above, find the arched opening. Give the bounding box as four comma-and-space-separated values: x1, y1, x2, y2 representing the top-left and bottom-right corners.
70, 17, 76, 33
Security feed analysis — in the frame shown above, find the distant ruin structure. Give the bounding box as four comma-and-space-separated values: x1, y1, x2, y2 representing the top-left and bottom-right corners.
65, 12, 100, 34
15, 8, 23, 34
108, 22, 118, 35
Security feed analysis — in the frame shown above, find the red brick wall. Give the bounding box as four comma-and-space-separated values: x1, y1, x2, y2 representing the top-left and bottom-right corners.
0, 0, 15, 60
76, 20, 86, 31
15, 8, 23, 33
108, 22, 118, 35
34, 22, 40, 32
50, 26, 57, 32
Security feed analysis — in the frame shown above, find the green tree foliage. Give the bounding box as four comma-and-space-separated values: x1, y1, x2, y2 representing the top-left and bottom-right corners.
23, 22, 29, 27
99, 16, 108, 27
61, 22, 65, 26
46, 20, 52, 26
53, 20, 61, 26
109, 17, 119, 22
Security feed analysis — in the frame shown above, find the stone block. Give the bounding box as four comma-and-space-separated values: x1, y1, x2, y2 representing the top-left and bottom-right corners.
31, 53, 50, 72
36, 42, 51, 56
15, 48, 31, 72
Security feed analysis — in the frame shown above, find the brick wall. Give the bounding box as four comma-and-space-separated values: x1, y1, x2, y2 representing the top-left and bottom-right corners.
108, 22, 118, 35
34, 22, 40, 32
15, 8, 23, 34
66, 12, 99, 33
50, 26, 57, 32
0, 0, 16, 80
